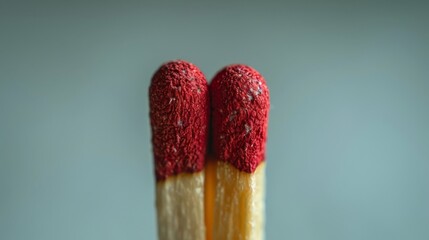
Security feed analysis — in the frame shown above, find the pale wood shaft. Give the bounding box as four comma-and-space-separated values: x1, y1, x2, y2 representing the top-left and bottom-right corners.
213, 161, 265, 240
156, 171, 205, 240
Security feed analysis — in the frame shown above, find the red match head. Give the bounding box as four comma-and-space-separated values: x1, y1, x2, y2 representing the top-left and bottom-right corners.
210, 64, 270, 173
149, 60, 209, 181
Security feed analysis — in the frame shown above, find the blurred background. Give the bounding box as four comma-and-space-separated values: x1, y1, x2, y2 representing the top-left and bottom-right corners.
1, 0, 428, 239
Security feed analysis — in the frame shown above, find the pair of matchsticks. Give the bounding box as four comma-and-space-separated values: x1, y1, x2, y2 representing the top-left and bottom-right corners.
149, 60, 270, 240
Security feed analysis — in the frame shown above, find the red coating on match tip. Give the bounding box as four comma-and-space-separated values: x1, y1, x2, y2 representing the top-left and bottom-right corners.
210, 64, 270, 173
149, 60, 209, 181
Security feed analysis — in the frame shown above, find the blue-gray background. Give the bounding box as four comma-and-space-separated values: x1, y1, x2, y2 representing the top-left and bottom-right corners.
1, 0, 428, 239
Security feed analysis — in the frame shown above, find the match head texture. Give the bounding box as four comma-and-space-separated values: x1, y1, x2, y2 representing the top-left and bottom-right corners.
150, 60, 209, 181
210, 64, 270, 173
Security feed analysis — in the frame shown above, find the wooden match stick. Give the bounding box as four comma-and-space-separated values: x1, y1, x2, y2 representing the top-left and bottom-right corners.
149, 60, 209, 240
209, 64, 270, 240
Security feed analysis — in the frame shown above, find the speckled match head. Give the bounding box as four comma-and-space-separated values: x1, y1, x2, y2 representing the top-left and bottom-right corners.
210, 64, 270, 173
149, 60, 209, 181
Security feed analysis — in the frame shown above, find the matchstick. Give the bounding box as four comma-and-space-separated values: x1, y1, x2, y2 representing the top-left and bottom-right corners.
149, 60, 209, 240
209, 64, 270, 240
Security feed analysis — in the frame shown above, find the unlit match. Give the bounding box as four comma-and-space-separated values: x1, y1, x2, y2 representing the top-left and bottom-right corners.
209, 64, 270, 240
149, 60, 209, 240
